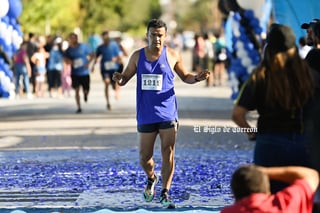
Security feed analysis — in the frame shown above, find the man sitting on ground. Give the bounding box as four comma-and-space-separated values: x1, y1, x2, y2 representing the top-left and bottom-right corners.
221, 165, 319, 213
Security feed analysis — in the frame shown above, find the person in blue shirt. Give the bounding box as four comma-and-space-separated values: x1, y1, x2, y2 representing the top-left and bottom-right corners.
87, 31, 102, 53
64, 33, 94, 113
113, 19, 210, 209
47, 39, 64, 97
92, 31, 122, 110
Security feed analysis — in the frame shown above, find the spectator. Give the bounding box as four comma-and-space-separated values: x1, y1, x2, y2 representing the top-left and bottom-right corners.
213, 32, 227, 86
25, 32, 38, 94
221, 165, 319, 213
87, 31, 102, 53
31, 36, 49, 97
169, 32, 183, 53
47, 38, 63, 97
299, 36, 312, 58
304, 21, 320, 212
115, 36, 129, 59
305, 21, 320, 73
61, 61, 72, 97
301, 18, 320, 47
193, 34, 205, 73
203, 33, 214, 87
61, 39, 72, 97
13, 42, 32, 98
232, 24, 314, 193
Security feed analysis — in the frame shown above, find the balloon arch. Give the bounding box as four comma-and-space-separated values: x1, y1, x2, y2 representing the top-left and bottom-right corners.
218, 0, 271, 100
0, 0, 23, 98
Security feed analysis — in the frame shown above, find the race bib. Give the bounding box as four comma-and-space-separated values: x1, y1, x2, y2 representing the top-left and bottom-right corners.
55, 63, 63, 70
73, 58, 84, 69
218, 52, 227, 61
104, 61, 116, 70
141, 74, 162, 91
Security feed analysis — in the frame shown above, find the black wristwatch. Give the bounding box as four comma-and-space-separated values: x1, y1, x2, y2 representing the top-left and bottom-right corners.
195, 76, 200, 82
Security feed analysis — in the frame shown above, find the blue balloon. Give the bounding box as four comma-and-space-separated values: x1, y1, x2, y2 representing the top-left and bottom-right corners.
0, 62, 6, 76
249, 18, 259, 28
9, 17, 16, 26
7, 67, 13, 79
1, 91, 10, 98
241, 72, 250, 81
0, 15, 9, 24
0, 38, 4, 46
0, 86, 3, 97
13, 21, 21, 31
232, 63, 245, 77
244, 10, 254, 19
248, 50, 256, 58
11, 43, 18, 53
232, 58, 242, 67
0, 60, 4, 71
3, 44, 12, 58
231, 36, 238, 44
252, 55, 261, 64
0, 59, 13, 79
244, 42, 254, 51
8, 0, 22, 19
254, 26, 263, 34
233, 12, 241, 21
239, 33, 249, 43
231, 92, 239, 100
239, 26, 246, 34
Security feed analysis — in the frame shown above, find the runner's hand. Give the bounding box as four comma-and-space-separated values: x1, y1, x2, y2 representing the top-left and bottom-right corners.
112, 72, 122, 83
196, 70, 210, 81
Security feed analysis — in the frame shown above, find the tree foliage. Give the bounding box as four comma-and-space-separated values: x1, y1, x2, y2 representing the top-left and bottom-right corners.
19, 0, 222, 39
176, 0, 221, 33
20, 0, 81, 37
80, 0, 161, 33
19, 0, 161, 38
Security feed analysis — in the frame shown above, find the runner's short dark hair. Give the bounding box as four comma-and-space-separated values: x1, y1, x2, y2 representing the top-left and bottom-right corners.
69, 32, 78, 39
147, 19, 167, 32
101, 31, 109, 37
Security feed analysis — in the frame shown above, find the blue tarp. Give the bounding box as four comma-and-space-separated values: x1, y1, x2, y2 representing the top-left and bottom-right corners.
272, 0, 320, 42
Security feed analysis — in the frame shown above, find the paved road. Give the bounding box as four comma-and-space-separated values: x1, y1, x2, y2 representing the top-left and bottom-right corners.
0, 50, 255, 211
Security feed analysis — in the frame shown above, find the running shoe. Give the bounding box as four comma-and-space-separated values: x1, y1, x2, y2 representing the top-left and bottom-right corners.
107, 103, 111, 111
160, 189, 175, 209
143, 174, 158, 202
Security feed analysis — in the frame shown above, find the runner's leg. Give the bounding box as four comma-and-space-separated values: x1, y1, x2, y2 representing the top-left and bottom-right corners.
159, 127, 177, 190
139, 132, 158, 178
104, 77, 111, 110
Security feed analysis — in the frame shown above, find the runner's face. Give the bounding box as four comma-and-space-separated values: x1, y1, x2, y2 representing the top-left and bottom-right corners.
147, 27, 167, 49
68, 35, 78, 46
103, 34, 110, 43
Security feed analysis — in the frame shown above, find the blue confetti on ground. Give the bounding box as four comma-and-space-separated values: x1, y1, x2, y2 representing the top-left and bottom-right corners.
0, 147, 252, 212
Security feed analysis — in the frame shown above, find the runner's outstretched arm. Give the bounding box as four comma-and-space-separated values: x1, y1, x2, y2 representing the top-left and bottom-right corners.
113, 50, 139, 86
172, 49, 209, 84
